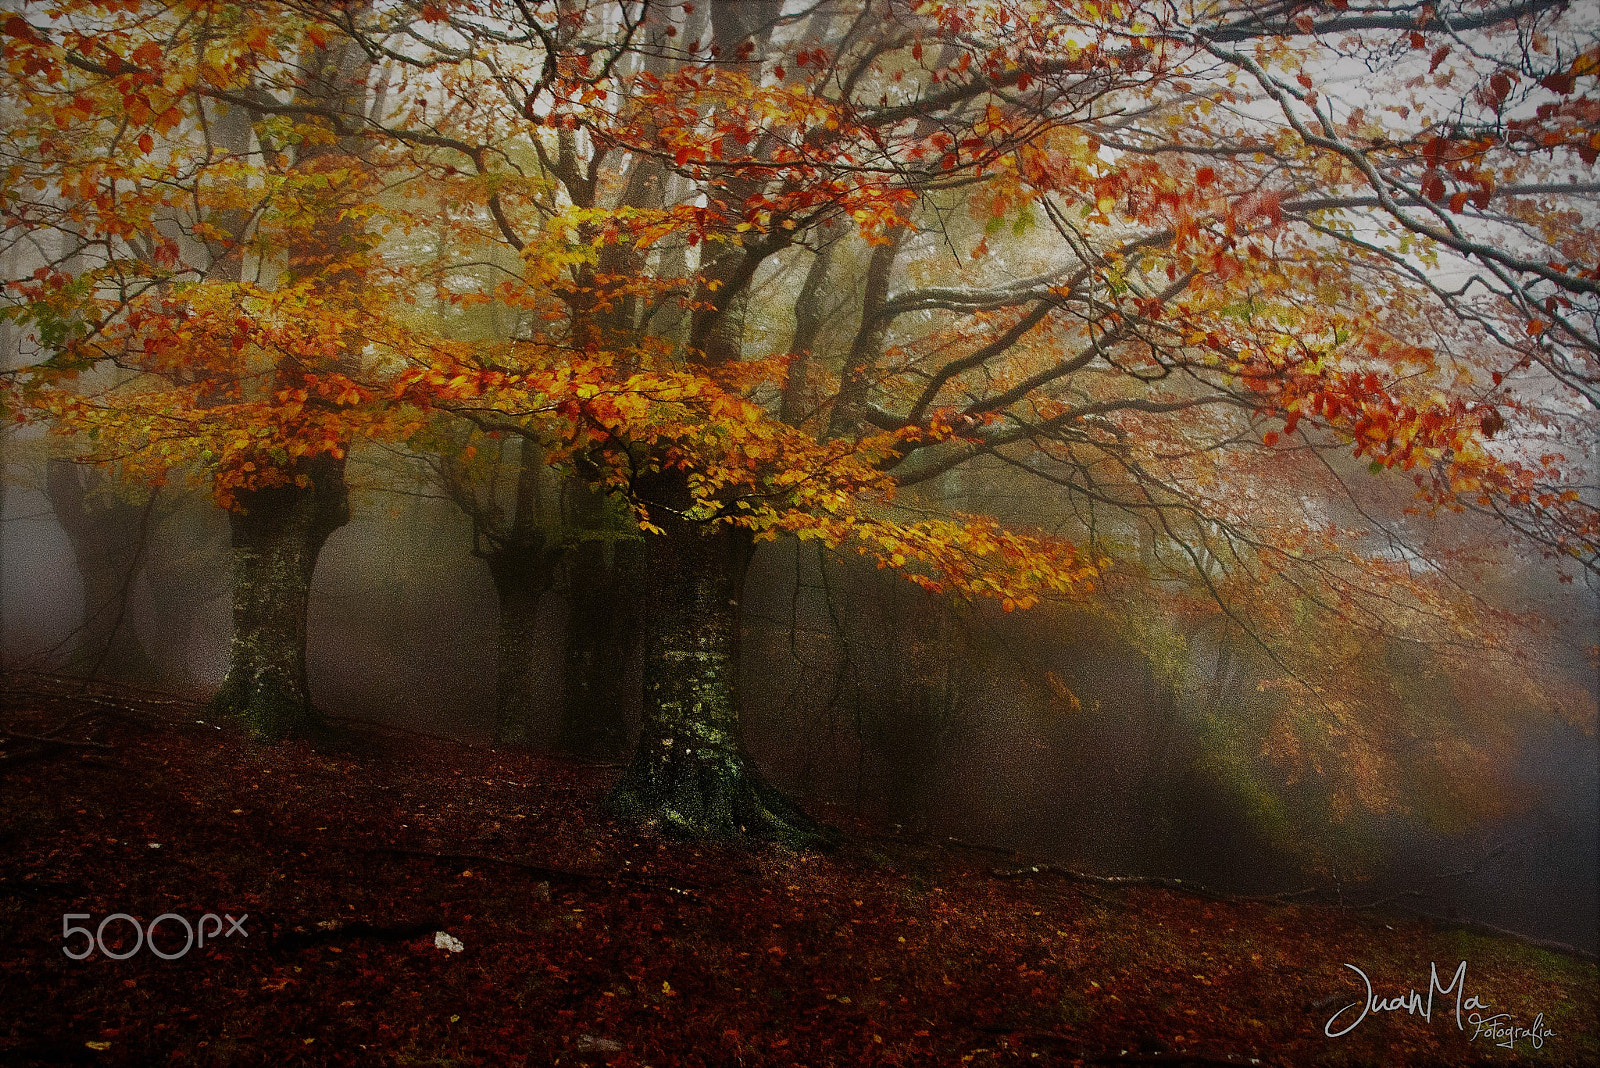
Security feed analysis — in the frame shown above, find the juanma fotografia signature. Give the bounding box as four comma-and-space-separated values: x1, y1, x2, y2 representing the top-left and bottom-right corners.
1323, 960, 1556, 1050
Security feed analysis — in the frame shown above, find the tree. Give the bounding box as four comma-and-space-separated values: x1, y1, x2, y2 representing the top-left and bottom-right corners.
6, 0, 1594, 846
0, 1, 427, 737
374, 0, 1594, 843
42, 458, 159, 680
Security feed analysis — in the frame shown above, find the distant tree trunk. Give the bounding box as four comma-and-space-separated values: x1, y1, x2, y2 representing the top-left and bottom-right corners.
779, 239, 839, 427
485, 540, 560, 747
555, 536, 640, 760
43, 460, 158, 681
478, 438, 565, 747
607, 479, 829, 846
211, 457, 349, 740
141, 497, 228, 689
554, 479, 640, 761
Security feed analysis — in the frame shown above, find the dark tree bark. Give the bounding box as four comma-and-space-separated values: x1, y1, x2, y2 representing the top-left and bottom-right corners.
485, 537, 561, 747
779, 239, 840, 427
555, 535, 640, 761
141, 497, 228, 688
606, 475, 831, 847
459, 437, 565, 748
827, 231, 907, 441
43, 460, 158, 681
210, 457, 349, 740
553, 478, 641, 761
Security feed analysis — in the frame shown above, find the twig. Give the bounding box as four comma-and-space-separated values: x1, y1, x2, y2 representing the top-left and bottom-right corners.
991, 864, 1317, 906
321, 713, 471, 746
0, 685, 172, 724
1069, 885, 1125, 911
0, 729, 113, 750
1350, 840, 1516, 911
1396, 910, 1597, 962
942, 835, 1026, 858
2, 670, 202, 709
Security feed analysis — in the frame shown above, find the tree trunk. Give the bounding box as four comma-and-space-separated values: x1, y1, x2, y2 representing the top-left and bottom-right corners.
43, 460, 158, 682
555, 537, 639, 761
211, 459, 348, 740
607, 502, 831, 847
779, 239, 838, 427
486, 543, 559, 747
827, 228, 907, 441
142, 496, 228, 689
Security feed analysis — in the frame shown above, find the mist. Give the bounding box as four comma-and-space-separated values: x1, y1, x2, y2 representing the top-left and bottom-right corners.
5, 455, 1594, 952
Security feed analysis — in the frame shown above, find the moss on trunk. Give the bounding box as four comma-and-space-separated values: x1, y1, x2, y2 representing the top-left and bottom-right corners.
606, 510, 831, 849
211, 458, 348, 741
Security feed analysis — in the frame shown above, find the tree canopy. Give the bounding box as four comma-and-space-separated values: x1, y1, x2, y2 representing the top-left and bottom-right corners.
3, 0, 1596, 840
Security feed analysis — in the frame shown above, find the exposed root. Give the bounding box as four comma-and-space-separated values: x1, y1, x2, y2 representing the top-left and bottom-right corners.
606, 742, 836, 851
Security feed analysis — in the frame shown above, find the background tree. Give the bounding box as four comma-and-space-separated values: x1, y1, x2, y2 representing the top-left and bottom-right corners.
0, 1, 439, 737
41, 459, 158, 680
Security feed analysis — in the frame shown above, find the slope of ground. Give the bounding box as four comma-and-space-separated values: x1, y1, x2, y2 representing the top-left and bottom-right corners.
2, 673, 1595, 1067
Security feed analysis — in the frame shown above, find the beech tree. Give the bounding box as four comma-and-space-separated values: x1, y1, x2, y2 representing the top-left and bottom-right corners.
369, 0, 1594, 844
0, 1, 428, 736
5, 0, 1595, 845
41, 459, 159, 679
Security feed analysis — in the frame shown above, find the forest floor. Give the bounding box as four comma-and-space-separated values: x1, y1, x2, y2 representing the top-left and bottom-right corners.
2, 672, 1596, 1068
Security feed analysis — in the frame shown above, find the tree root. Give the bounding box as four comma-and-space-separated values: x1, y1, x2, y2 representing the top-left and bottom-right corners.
606, 746, 837, 851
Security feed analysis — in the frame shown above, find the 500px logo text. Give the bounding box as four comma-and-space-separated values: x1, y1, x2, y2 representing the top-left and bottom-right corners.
62, 912, 249, 960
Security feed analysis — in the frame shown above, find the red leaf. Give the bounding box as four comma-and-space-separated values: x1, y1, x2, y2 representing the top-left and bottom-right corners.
1540, 72, 1576, 94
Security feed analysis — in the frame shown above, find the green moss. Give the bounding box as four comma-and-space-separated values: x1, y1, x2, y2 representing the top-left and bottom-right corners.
212, 664, 318, 742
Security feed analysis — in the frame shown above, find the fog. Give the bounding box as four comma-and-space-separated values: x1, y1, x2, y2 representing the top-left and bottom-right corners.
4, 458, 1595, 952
